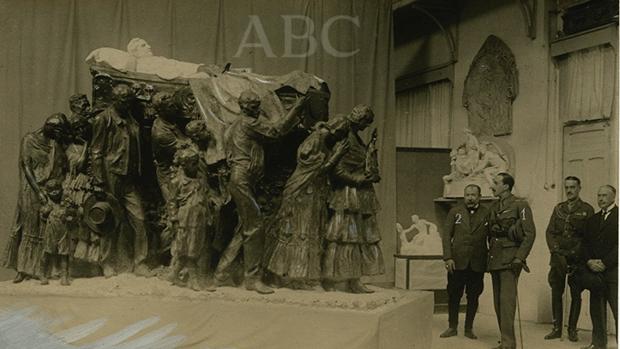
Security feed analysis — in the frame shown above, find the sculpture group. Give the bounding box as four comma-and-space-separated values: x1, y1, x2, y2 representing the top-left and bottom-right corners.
2, 42, 385, 294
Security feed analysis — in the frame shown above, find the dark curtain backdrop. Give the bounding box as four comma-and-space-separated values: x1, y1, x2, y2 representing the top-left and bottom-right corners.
0, 0, 396, 282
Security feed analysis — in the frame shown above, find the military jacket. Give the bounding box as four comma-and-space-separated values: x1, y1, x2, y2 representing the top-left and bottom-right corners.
545, 198, 594, 263
488, 194, 536, 271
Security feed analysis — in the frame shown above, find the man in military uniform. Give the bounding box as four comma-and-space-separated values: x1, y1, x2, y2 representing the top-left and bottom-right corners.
440, 184, 489, 340
544, 176, 594, 342
488, 172, 536, 349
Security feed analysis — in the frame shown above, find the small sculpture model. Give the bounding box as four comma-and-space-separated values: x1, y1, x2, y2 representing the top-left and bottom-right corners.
264, 116, 350, 290
323, 105, 384, 294
397, 215, 442, 256
443, 129, 510, 197
39, 179, 78, 286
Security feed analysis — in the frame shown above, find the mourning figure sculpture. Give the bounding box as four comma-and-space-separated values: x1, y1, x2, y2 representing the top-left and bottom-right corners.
39, 179, 78, 286
3, 113, 70, 283
213, 90, 308, 294
168, 146, 215, 291
323, 105, 384, 293
264, 116, 350, 290
90, 83, 150, 275
151, 91, 190, 202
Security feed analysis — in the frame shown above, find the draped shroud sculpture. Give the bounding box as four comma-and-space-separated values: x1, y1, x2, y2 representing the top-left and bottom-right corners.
2, 39, 384, 294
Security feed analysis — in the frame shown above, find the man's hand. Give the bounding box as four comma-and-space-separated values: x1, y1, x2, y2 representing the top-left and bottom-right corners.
587, 259, 606, 272
445, 259, 456, 273
510, 258, 524, 272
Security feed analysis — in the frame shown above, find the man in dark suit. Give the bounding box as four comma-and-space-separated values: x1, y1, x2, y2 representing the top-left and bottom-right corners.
440, 184, 490, 340
488, 173, 536, 349
580, 185, 618, 349
544, 176, 594, 342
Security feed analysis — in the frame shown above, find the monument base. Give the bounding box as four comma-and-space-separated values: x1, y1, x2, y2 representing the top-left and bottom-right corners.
0, 274, 433, 349
443, 176, 492, 198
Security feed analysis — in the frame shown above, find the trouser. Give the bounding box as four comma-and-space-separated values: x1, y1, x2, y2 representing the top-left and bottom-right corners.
214, 170, 263, 281
548, 256, 582, 331
589, 276, 618, 347
491, 268, 521, 349
107, 174, 148, 265
447, 265, 484, 329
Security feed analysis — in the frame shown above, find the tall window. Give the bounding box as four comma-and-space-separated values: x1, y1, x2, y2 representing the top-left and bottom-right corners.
395, 79, 452, 148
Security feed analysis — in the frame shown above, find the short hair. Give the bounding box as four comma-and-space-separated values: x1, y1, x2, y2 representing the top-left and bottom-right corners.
464, 184, 481, 195
564, 176, 581, 186
497, 172, 515, 191
600, 184, 617, 196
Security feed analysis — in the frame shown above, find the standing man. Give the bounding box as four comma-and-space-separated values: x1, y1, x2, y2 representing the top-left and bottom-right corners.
440, 184, 489, 340
90, 84, 150, 275
580, 185, 617, 349
544, 176, 594, 342
213, 90, 307, 294
488, 172, 536, 349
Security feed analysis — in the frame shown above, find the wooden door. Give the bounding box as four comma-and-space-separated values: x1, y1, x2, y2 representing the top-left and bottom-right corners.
563, 120, 614, 332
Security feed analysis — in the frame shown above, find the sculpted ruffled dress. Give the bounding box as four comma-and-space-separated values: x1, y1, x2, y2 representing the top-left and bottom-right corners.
323, 130, 384, 281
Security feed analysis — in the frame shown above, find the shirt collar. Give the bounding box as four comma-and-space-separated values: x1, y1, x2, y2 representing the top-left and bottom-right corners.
602, 203, 616, 215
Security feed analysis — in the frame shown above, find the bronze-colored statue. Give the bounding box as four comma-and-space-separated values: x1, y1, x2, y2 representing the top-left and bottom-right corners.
213, 90, 307, 294
151, 91, 190, 202
39, 179, 78, 286
168, 146, 214, 291
463, 35, 518, 136
323, 105, 384, 293
2, 113, 70, 283
90, 83, 150, 275
265, 117, 350, 289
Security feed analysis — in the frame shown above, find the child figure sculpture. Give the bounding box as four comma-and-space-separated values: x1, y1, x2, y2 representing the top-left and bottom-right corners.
39, 179, 78, 286
169, 147, 214, 291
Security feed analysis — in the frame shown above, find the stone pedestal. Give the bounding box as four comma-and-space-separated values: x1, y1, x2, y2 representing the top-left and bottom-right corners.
0, 275, 434, 349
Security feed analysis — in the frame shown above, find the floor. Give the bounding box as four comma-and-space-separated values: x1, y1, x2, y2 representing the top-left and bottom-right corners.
432, 312, 618, 349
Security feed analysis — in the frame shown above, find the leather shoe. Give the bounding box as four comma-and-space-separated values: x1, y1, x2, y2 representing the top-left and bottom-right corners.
568, 328, 579, 342
544, 327, 562, 340
439, 328, 457, 338
581, 344, 606, 349
464, 329, 477, 339
13, 272, 26, 284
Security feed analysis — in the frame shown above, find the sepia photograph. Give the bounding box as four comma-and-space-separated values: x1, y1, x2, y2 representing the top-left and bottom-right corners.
0, 0, 618, 348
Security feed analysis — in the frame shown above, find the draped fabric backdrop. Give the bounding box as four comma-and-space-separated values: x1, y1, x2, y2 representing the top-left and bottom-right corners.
395, 80, 452, 148
558, 44, 616, 122
0, 0, 396, 282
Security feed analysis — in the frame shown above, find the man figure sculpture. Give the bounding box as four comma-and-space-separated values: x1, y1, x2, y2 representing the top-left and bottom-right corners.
213, 90, 307, 294
90, 84, 150, 275
440, 184, 489, 340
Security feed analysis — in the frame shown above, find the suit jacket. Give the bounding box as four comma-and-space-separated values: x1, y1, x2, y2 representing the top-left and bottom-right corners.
582, 205, 618, 282
442, 203, 490, 273
487, 194, 536, 271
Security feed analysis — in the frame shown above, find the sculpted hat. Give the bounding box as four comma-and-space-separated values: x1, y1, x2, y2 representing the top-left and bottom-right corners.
83, 193, 122, 236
